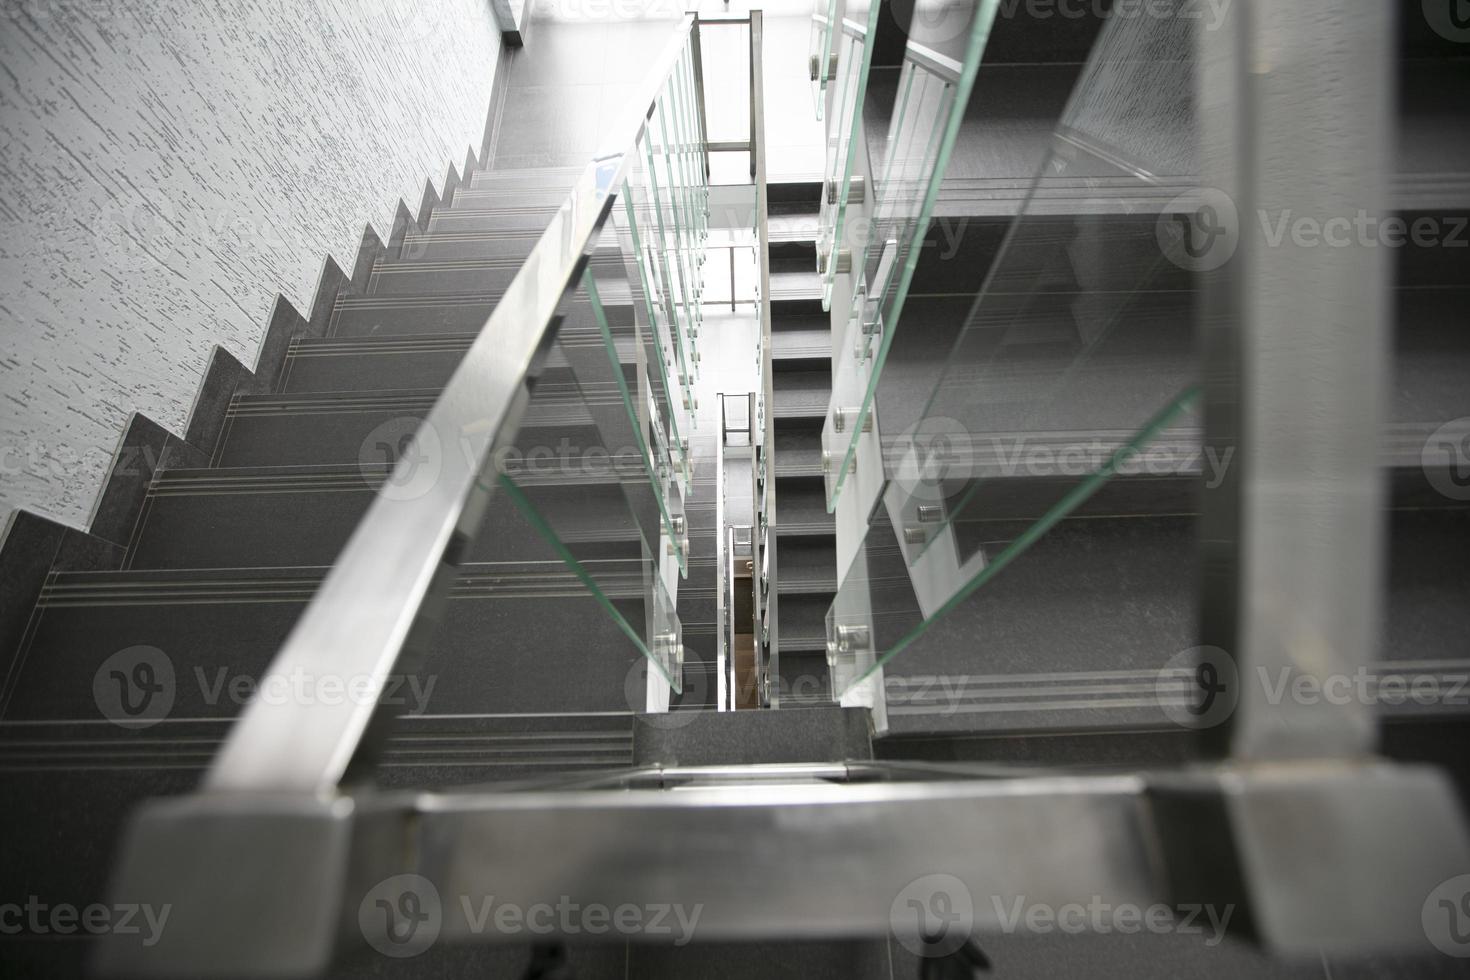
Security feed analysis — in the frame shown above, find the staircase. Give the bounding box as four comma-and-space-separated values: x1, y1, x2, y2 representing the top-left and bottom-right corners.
766, 181, 841, 707
1, 4, 1468, 978
812, 0, 1470, 769
0, 159, 667, 977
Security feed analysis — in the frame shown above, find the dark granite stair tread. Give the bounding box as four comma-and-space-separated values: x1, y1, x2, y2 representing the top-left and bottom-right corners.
450, 187, 578, 210
329, 291, 500, 336
5, 565, 650, 723
770, 270, 822, 302
128, 463, 647, 570
773, 423, 824, 478
767, 213, 820, 246
769, 238, 817, 274
398, 227, 624, 262
770, 327, 829, 361
774, 538, 838, 594
214, 378, 638, 467
0, 713, 634, 773
279, 331, 640, 394
366, 251, 633, 300
775, 477, 834, 535
469, 166, 588, 192
770, 370, 831, 419
766, 180, 822, 216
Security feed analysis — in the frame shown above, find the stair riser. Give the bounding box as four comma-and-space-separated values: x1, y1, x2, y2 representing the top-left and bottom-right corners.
6, 591, 647, 723
431, 207, 560, 235
450, 188, 575, 210
282, 344, 472, 393
129, 478, 645, 570
468, 168, 586, 192
214, 396, 639, 467
368, 260, 523, 298
331, 296, 496, 337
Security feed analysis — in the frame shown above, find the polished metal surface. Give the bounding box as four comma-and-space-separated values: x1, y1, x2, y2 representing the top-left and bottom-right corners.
1197, 1, 1390, 759
98, 759, 1470, 976
424, 774, 1159, 941
750, 9, 780, 709
206, 16, 700, 795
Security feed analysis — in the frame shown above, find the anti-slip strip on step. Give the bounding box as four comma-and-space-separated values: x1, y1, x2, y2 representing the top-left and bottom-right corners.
226, 383, 626, 417
334, 282, 637, 309
403, 230, 625, 250
369, 255, 627, 281
36, 563, 651, 607
148, 457, 651, 495
334, 293, 503, 309
290, 335, 475, 356
0, 737, 635, 771
775, 578, 839, 595
284, 335, 638, 372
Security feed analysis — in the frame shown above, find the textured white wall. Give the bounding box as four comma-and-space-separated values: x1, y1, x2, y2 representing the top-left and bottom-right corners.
0, 0, 501, 529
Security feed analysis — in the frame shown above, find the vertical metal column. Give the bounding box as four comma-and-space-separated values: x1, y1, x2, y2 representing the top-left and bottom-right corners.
750, 9, 779, 708
1197, 1, 1395, 760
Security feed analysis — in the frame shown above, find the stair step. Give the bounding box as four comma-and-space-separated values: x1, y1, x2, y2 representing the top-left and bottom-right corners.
127, 464, 645, 570
0, 707, 634, 977
368, 255, 524, 297
770, 327, 829, 361
774, 650, 837, 706
279, 332, 640, 394
774, 536, 838, 594
214, 387, 602, 467
775, 593, 833, 653
330, 265, 635, 336
0, 713, 634, 779
774, 420, 824, 478
4, 566, 650, 724
770, 270, 822, 303
399, 227, 622, 262
771, 370, 831, 420
329, 292, 498, 336
428, 205, 562, 236
368, 250, 627, 299
451, 187, 579, 210
769, 239, 816, 274
469, 166, 588, 192
876, 508, 1470, 737
775, 477, 834, 536
767, 181, 822, 216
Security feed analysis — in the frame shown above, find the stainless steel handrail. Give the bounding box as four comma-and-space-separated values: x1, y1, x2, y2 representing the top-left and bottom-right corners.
208, 15, 702, 795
